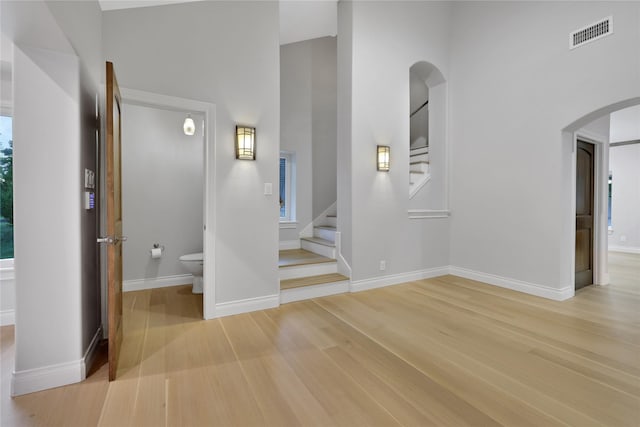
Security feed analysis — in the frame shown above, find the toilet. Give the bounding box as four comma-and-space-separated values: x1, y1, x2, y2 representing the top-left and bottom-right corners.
179, 252, 204, 294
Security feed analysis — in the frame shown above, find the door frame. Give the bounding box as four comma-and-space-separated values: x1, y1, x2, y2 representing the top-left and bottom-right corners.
570, 130, 609, 290
117, 88, 217, 319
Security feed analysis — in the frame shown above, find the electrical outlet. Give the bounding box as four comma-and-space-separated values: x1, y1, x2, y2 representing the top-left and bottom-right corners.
379, 260, 386, 271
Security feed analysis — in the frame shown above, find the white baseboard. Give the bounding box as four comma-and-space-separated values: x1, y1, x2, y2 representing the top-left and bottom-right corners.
350, 266, 449, 293
279, 240, 301, 250
12, 326, 104, 396
81, 327, 102, 378
449, 266, 574, 301
0, 309, 15, 326
609, 246, 640, 254
214, 294, 279, 318
12, 359, 83, 396
281, 280, 350, 304
123, 274, 193, 292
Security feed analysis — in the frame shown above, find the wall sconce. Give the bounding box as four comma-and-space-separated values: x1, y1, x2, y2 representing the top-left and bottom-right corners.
377, 145, 390, 171
236, 126, 256, 160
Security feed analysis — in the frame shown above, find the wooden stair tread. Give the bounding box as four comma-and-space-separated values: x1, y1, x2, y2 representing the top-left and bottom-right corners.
410, 170, 425, 174
301, 236, 335, 247
410, 161, 429, 165
326, 214, 337, 218
280, 273, 349, 290
279, 249, 335, 268
314, 225, 337, 231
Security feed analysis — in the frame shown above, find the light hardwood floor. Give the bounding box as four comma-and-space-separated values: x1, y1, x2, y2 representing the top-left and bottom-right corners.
1, 259, 639, 426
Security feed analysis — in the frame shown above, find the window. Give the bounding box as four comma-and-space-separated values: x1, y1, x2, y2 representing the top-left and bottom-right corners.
279, 151, 295, 222
0, 115, 13, 259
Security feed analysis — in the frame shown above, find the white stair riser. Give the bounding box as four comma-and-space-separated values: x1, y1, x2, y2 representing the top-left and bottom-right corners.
279, 262, 338, 280
325, 217, 337, 227
280, 280, 349, 304
301, 240, 336, 258
314, 228, 336, 242
411, 154, 429, 163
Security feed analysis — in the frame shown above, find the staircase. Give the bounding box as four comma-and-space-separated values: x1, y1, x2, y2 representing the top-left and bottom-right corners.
279, 211, 349, 304
410, 145, 430, 198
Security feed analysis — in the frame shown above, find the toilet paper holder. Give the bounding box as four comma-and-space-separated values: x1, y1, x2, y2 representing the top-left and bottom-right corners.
150, 243, 165, 258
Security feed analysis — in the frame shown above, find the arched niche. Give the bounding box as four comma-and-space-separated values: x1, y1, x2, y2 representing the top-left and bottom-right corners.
409, 61, 446, 200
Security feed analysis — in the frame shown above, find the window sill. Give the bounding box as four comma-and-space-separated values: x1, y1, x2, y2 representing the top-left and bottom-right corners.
0, 258, 14, 269
279, 221, 298, 229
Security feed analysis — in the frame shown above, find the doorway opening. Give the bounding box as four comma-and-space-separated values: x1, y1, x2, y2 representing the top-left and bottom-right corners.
115, 88, 215, 316
565, 97, 640, 294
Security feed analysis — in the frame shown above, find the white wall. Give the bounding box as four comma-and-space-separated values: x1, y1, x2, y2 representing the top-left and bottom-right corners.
280, 36, 337, 243
311, 37, 337, 219
0, 60, 11, 104
280, 40, 312, 242
3, 0, 103, 395
103, 1, 280, 306
609, 144, 640, 252
122, 103, 204, 283
339, 1, 452, 281
13, 44, 83, 389
449, 2, 640, 298
337, 0, 353, 266
610, 105, 640, 143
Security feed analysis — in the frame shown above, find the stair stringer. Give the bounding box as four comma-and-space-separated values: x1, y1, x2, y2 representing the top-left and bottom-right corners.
299, 201, 337, 238
335, 231, 352, 279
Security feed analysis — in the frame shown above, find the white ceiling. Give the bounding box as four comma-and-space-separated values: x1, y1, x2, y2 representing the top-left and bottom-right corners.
98, 0, 337, 45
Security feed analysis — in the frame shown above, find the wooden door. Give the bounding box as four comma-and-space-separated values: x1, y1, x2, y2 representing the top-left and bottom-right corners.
575, 140, 594, 290
106, 61, 124, 381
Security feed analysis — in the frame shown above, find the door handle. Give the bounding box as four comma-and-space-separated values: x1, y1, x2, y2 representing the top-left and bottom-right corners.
97, 236, 128, 244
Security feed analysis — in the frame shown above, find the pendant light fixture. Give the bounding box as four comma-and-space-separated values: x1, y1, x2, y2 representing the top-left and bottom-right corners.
183, 114, 195, 136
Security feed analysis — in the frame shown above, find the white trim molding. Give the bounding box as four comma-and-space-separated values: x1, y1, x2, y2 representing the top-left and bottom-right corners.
81, 327, 102, 378
408, 209, 450, 219
279, 221, 298, 230
123, 274, 193, 292
1, 259, 15, 326
279, 239, 301, 250
609, 246, 640, 254
350, 266, 449, 293
12, 360, 83, 396
214, 294, 279, 318
0, 309, 15, 326
335, 231, 352, 279
449, 266, 574, 301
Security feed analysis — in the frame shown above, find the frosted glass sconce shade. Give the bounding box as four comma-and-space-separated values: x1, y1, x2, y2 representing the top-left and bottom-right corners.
377, 145, 390, 171
236, 126, 256, 160
183, 114, 195, 136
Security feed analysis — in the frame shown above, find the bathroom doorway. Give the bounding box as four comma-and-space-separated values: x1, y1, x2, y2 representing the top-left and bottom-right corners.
118, 89, 216, 319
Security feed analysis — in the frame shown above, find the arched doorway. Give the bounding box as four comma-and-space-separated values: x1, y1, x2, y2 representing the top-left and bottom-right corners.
563, 97, 640, 291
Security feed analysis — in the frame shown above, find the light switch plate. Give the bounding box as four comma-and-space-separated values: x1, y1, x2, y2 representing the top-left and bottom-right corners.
264, 183, 273, 195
